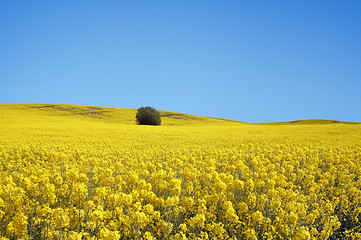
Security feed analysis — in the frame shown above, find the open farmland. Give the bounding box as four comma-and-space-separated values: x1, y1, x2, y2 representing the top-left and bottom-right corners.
0, 104, 361, 239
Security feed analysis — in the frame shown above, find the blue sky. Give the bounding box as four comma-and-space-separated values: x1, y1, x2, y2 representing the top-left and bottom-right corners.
1, 1, 360, 123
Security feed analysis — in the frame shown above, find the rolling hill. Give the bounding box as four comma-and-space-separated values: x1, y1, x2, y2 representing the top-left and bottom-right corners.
0, 103, 244, 126
0, 103, 358, 126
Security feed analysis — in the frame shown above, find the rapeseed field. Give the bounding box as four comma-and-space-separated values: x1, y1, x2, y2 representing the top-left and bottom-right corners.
0, 104, 360, 239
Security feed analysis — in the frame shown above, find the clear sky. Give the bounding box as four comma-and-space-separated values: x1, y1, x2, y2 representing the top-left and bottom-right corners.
1, 1, 360, 123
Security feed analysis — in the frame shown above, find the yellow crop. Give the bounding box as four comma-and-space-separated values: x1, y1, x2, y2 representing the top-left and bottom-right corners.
0, 104, 361, 239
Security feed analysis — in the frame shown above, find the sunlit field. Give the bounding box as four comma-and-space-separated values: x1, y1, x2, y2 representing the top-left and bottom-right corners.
0, 104, 361, 239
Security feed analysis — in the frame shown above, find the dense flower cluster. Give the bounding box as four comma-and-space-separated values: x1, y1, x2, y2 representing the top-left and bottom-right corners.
0, 106, 361, 239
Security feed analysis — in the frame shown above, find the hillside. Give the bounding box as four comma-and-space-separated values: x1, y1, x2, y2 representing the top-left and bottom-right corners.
0, 103, 358, 126
0, 103, 243, 126
257, 119, 360, 125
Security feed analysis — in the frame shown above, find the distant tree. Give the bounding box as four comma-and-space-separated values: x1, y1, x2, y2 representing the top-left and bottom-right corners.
136, 106, 161, 125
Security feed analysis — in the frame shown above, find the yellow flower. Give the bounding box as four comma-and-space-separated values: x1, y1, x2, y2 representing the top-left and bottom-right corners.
187, 214, 206, 229
237, 202, 248, 214
144, 231, 155, 240
179, 223, 188, 233
295, 226, 311, 240
166, 196, 180, 208
98, 227, 121, 240
270, 199, 281, 210
244, 228, 257, 240
288, 212, 298, 224
252, 211, 264, 224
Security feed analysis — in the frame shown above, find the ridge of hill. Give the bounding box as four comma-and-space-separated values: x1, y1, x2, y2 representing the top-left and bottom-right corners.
257, 119, 360, 125
0, 103, 359, 126
0, 103, 243, 126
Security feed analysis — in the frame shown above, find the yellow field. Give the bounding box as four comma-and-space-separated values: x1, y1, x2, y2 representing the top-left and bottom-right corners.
0, 104, 361, 239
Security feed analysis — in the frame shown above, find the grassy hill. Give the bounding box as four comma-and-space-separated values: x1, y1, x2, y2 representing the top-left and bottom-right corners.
0, 103, 358, 126
0, 103, 244, 126
257, 119, 360, 125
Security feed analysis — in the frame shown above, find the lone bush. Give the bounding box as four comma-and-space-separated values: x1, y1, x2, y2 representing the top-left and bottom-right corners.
136, 106, 161, 125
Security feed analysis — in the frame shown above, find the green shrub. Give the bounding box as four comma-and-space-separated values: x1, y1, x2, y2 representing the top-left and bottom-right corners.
136, 107, 161, 125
